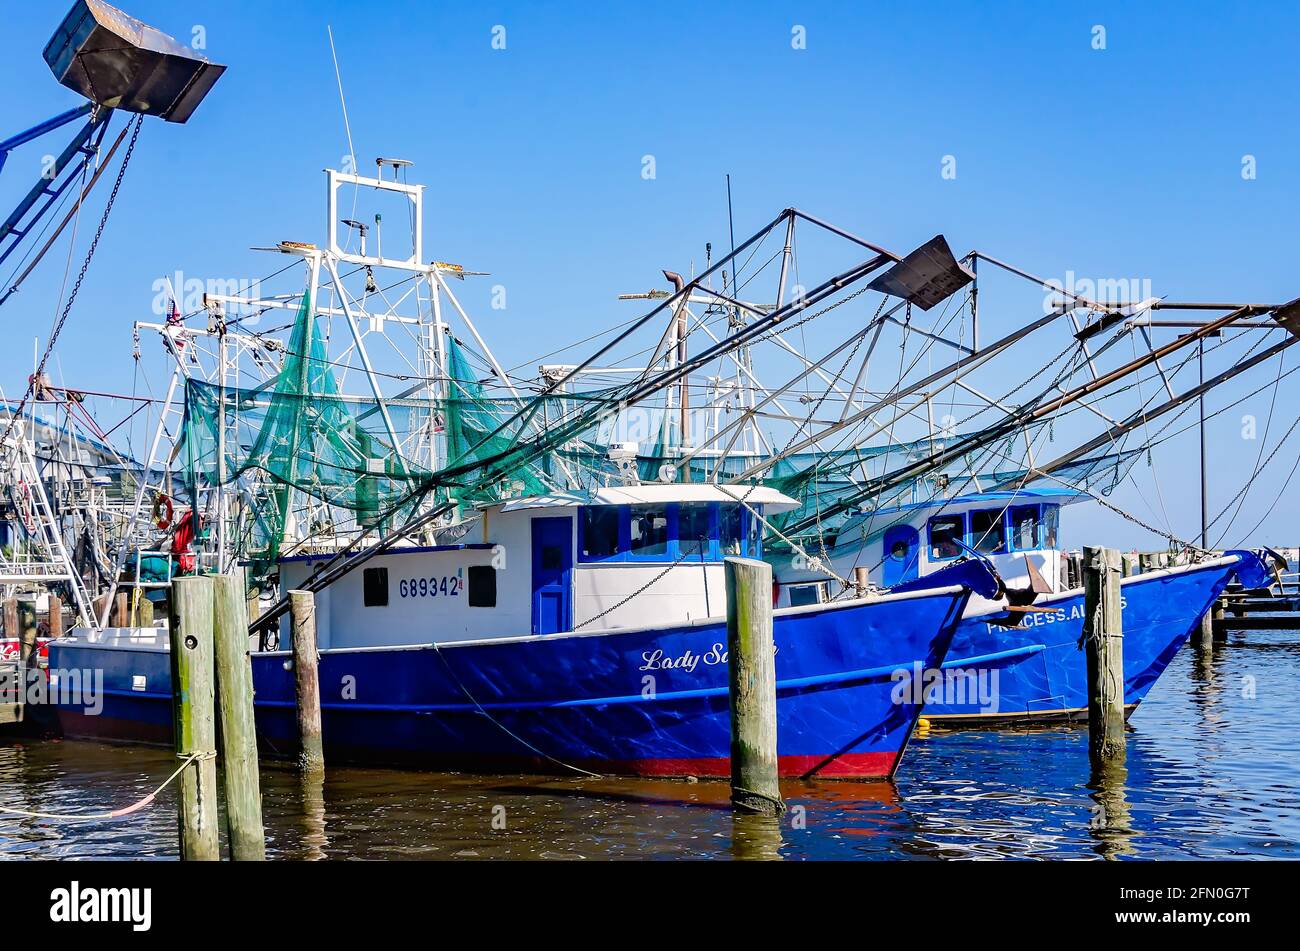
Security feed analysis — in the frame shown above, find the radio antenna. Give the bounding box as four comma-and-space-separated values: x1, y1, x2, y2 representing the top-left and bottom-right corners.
327, 25, 356, 175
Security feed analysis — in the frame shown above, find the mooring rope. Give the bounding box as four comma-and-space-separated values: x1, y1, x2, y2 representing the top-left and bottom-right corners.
429, 642, 605, 778
0, 750, 207, 822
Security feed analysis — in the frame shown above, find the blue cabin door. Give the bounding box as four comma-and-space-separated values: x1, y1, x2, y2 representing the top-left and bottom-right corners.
882, 525, 920, 587
531, 517, 573, 634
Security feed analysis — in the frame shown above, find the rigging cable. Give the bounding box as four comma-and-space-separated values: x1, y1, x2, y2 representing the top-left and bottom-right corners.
0, 115, 144, 452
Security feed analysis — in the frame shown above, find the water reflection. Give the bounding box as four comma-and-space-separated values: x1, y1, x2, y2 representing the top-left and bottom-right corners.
298, 771, 328, 861
730, 813, 784, 860
2, 628, 1297, 860
1087, 760, 1135, 860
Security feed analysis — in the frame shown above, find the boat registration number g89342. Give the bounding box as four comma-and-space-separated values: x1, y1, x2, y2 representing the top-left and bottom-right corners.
399, 574, 462, 598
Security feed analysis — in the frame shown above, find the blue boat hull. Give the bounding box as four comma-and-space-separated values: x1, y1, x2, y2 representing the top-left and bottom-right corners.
921, 559, 1242, 722
50, 586, 969, 779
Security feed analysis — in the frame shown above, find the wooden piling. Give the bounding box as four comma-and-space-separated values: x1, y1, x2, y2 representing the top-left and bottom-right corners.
1082, 546, 1125, 768
724, 557, 784, 816
114, 591, 128, 627
91, 593, 109, 627
48, 598, 64, 641
290, 590, 325, 773
135, 596, 155, 628
168, 575, 220, 861
16, 596, 38, 667
212, 572, 266, 860
1195, 600, 1215, 652
2, 598, 16, 641
1210, 598, 1227, 643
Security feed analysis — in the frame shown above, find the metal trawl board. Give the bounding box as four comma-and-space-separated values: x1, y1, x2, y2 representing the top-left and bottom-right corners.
43, 0, 225, 123
868, 234, 975, 311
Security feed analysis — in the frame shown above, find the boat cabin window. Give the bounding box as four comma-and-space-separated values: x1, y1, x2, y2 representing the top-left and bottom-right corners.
580, 506, 621, 560
467, 565, 497, 608
678, 503, 712, 557
363, 567, 389, 607
577, 502, 762, 564
718, 504, 742, 556
1008, 503, 1061, 551
1010, 504, 1039, 551
629, 505, 670, 559
928, 514, 964, 561
925, 501, 1062, 561
1043, 504, 1059, 549
970, 509, 1007, 555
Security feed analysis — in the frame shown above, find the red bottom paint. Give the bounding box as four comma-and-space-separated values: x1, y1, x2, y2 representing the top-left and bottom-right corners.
610, 751, 900, 780
56, 711, 903, 781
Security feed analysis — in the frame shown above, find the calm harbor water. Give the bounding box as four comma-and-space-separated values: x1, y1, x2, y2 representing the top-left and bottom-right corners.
2, 627, 1297, 860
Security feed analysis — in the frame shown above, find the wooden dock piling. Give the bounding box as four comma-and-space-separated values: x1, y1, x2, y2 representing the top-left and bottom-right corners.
134, 595, 154, 628
3, 598, 16, 644
16, 596, 38, 667
1195, 602, 1215, 652
168, 576, 220, 860
290, 590, 325, 773
1082, 546, 1125, 768
212, 572, 266, 861
724, 557, 784, 816
1210, 598, 1229, 642
48, 598, 64, 641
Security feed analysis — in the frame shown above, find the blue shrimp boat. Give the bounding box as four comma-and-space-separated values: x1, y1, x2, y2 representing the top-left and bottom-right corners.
49, 485, 994, 778
773, 489, 1275, 724
925, 551, 1269, 722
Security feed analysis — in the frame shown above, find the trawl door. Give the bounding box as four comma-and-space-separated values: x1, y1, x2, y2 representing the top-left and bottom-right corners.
531, 516, 573, 634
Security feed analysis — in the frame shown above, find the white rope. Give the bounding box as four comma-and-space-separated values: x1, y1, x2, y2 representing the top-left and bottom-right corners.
0, 751, 207, 822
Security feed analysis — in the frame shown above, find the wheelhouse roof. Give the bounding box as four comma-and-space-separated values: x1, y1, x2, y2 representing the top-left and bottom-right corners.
848, 486, 1086, 525
495, 483, 799, 514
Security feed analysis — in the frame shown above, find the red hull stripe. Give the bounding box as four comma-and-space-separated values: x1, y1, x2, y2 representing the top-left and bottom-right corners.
58, 713, 904, 781
607, 751, 900, 780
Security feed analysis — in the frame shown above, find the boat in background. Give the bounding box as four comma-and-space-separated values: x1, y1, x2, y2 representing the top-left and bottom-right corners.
773, 487, 1277, 723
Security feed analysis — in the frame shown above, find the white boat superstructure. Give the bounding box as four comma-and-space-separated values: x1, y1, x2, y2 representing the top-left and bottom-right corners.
278, 483, 792, 648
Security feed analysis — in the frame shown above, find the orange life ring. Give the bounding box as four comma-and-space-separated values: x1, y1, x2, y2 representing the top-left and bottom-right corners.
152, 493, 174, 530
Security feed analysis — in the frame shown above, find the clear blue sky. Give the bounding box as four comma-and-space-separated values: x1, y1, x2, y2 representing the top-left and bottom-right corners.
2, 0, 1298, 549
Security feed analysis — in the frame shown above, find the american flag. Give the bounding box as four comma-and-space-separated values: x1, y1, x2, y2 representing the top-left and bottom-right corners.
165, 299, 186, 354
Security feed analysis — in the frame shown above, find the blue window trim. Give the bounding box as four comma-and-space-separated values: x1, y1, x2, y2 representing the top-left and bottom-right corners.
968, 507, 1009, 556
677, 501, 717, 563
927, 512, 967, 563
1008, 503, 1042, 553
577, 505, 624, 563
626, 503, 674, 562
577, 502, 763, 564
1041, 504, 1060, 549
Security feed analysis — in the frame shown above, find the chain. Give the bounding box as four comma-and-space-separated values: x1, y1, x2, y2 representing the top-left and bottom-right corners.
749, 284, 872, 346
1, 115, 144, 451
